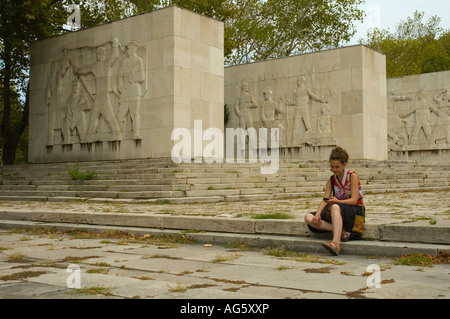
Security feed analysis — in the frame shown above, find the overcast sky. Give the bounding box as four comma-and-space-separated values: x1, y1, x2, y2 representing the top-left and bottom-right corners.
350, 0, 450, 44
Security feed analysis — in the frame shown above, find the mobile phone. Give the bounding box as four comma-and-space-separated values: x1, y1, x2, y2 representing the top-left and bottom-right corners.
323, 197, 330, 201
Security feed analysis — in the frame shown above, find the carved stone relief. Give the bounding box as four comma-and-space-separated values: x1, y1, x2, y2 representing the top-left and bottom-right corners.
62, 79, 92, 144
45, 38, 147, 148
389, 88, 450, 150
47, 60, 69, 146
317, 103, 336, 145
234, 82, 258, 130
117, 40, 146, 140
230, 75, 335, 150
286, 76, 329, 146
261, 90, 286, 148
432, 89, 450, 144
387, 90, 411, 151
234, 82, 259, 152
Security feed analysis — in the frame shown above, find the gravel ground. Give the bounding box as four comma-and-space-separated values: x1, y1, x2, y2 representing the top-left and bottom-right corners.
0, 190, 449, 225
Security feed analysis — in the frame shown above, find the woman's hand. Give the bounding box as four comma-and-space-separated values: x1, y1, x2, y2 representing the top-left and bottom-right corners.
312, 214, 322, 226
324, 197, 339, 204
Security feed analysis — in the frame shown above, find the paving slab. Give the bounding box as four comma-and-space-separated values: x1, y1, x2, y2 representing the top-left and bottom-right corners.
0, 188, 449, 304
0, 229, 448, 301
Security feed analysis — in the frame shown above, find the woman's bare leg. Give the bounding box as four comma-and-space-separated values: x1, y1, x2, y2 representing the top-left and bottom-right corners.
330, 204, 343, 244
304, 213, 333, 232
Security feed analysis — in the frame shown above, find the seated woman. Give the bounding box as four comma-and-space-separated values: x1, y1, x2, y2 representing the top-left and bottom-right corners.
304, 146, 365, 256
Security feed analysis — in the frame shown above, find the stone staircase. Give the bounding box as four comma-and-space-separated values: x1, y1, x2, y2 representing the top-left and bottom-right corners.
0, 158, 449, 204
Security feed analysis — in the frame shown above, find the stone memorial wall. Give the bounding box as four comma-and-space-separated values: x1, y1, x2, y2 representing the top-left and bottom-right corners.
224, 45, 388, 161
387, 70, 450, 161
28, 5, 449, 165
29, 6, 224, 163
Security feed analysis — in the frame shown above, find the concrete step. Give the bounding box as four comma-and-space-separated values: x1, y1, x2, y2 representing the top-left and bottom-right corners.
1, 219, 448, 258
0, 210, 448, 258
1, 159, 450, 204
1, 208, 447, 245
2, 169, 449, 183
2, 162, 448, 175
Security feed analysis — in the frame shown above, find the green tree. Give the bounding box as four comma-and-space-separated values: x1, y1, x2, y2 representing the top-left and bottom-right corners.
0, 0, 60, 165
142, 0, 365, 65
361, 11, 450, 78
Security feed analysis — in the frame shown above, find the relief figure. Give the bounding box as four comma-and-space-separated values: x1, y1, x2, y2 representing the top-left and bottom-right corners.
235, 83, 258, 130
387, 117, 410, 151
287, 77, 328, 145
234, 83, 258, 152
317, 103, 336, 144
398, 91, 445, 145
261, 90, 286, 148
62, 79, 92, 144
73, 37, 122, 143
388, 90, 411, 150
117, 40, 146, 140
46, 59, 69, 146
432, 89, 450, 144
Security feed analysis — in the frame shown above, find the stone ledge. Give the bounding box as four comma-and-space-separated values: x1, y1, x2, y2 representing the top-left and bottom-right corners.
0, 209, 448, 245
0, 219, 447, 258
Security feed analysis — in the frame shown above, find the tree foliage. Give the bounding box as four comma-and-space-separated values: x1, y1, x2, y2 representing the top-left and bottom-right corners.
232, 0, 364, 64
361, 11, 450, 78
0, 0, 59, 165
137, 0, 365, 65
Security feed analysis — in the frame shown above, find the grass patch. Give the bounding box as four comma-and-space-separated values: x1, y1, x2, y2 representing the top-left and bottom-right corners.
8, 227, 195, 246
303, 266, 335, 273
394, 253, 434, 267
168, 282, 217, 293
135, 276, 155, 281
6, 253, 32, 263
263, 246, 345, 265
211, 253, 241, 263
252, 213, 294, 219
195, 264, 209, 273
264, 246, 297, 258
224, 242, 251, 251
86, 268, 109, 274
142, 253, 182, 260
168, 282, 187, 293
75, 285, 112, 295
91, 261, 111, 267
60, 255, 101, 263
275, 265, 294, 271
394, 251, 450, 267
68, 163, 96, 181
0, 270, 50, 281
99, 240, 114, 244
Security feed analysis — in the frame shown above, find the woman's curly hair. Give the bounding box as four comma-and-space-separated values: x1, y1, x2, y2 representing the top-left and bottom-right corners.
329, 146, 349, 164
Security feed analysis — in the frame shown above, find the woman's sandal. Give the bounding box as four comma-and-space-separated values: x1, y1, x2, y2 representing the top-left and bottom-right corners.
322, 241, 340, 256
341, 232, 351, 242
